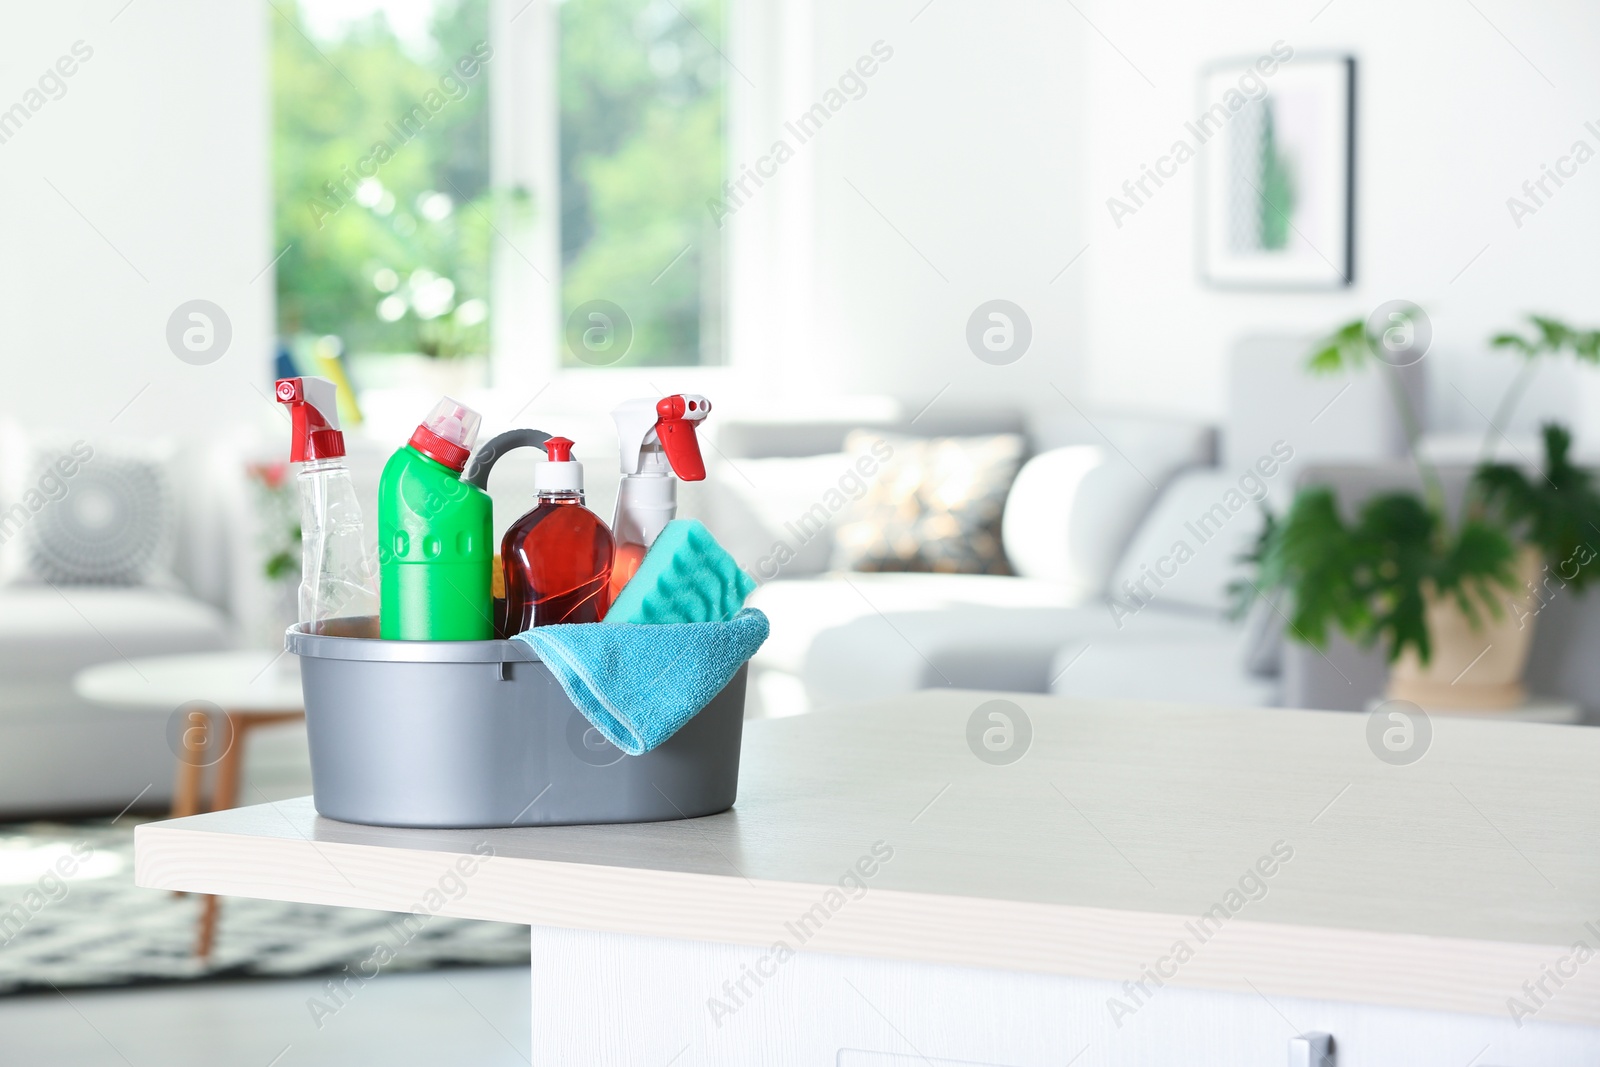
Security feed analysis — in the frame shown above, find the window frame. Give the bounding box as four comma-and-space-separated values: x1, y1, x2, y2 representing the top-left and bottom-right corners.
488, 0, 742, 398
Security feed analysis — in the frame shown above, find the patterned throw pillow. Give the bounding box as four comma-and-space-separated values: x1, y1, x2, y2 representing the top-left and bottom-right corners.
24, 450, 173, 585
831, 431, 1026, 575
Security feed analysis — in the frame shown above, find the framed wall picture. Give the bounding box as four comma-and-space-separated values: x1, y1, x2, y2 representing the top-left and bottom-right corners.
1198, 54, 1355, 288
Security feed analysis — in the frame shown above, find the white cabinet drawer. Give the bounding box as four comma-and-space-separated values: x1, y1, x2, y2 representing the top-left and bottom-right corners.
531, 928, 1600, 1066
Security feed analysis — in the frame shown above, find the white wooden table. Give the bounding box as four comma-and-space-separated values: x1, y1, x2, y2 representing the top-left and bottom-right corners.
135, 691, 1600, 1066
75, 650, 306, 819
79, 650, 304, 956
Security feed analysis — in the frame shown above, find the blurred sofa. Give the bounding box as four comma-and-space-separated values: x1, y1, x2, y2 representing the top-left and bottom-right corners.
715, 336, 1433, 718
0, 444, 242, 816
723, 411, 1274, 718
721, 337, 1600, 721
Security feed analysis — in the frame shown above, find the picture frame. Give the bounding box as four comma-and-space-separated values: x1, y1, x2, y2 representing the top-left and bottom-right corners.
1198, 53, 1355, 289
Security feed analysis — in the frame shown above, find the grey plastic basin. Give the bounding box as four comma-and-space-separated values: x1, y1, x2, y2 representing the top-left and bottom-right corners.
285, 623, 745, 828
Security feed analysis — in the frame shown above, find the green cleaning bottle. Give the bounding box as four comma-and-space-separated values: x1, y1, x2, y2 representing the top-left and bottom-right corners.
378, 397, 493, 640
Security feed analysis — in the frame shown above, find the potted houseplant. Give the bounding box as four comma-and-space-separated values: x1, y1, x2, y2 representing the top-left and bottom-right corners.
1244, 313, 1600, 709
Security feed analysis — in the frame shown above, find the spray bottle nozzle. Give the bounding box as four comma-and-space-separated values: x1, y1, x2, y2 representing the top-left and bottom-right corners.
276, 376, 346, 462
656, 395, 709, 420
612, 395, 709, 481
654, 395, 708, 481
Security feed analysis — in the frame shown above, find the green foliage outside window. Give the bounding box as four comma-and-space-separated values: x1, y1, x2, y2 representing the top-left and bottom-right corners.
558, 0, 726, 367
271, 0, 726, 368
273, 0, 494, 360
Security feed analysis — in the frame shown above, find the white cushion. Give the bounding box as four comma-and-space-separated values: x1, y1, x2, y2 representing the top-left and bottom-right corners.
0, 428, 182, 588
699, 453, 868, 579
747, 572, 1079, 677
798, 603, 1226, 710
0, 587, 230, 816
1108, 468, 1275, 615
0, 711, 183, 815
0, 586, 230, 686
1050, 633, 1277, 707
1001, 446, 1160, 595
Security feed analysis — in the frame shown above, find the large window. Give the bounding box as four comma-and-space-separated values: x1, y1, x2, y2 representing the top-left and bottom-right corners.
273, 0, 494, 368
557, 0, 726, 367
271, 0, 726, 377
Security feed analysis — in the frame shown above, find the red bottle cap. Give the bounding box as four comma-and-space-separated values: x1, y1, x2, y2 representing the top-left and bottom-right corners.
409, 425, 471, 471
408, 397, 482, 472
535, 437, 582, 493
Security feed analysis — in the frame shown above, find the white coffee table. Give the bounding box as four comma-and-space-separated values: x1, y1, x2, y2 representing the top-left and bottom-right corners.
75, 649, 305, 955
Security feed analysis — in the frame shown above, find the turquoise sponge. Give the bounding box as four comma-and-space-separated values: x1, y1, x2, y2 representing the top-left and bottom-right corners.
605, 519, 757, 625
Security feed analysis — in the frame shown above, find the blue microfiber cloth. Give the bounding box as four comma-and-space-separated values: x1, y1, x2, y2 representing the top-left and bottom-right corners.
512, 608, 769, 755
606, 519, 758, 625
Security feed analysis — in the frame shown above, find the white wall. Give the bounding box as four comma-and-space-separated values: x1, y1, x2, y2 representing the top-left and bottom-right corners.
9, 1, 1596, 450
0, 1, 273, 443
1079, 0, 1600, 438
728, 0, 1089, 417
736, 0, 1600, 441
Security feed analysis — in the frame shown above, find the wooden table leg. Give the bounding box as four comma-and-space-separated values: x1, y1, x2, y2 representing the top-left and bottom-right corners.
209, 712, 247, 814
191, 710, 303, 958
194, 710, 244, 959
206, 711, 302, 814
170, 708, 208, 819
170, 708, 209, 899
196, 893, 220, 958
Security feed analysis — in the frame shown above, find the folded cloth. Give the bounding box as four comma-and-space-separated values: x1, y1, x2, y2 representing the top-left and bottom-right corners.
512, 608, 770, 756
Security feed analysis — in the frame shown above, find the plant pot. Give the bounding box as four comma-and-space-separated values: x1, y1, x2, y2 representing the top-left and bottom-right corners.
1386, 547, 1542, 710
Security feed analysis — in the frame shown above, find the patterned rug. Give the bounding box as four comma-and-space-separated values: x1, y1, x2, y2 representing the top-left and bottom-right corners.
0, 819, 529, 995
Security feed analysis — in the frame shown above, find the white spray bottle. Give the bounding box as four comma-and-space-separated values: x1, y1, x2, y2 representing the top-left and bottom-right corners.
610, 394, 710, 599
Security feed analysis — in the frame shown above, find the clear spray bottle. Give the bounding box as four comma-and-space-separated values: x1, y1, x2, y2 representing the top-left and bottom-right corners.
275, 377, 380, 638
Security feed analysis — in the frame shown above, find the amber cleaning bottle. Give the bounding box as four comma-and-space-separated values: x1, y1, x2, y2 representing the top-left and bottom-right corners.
501, 437, 616, 633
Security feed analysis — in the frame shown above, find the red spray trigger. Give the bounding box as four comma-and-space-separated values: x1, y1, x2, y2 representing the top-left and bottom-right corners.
654, 395, 708, 481
276, 377, 345, 462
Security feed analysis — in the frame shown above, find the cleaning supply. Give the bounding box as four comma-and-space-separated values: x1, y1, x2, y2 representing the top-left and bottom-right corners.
377, 397, 493, 641
513, 608, 769, 755
275, 377, 379, 637
609, 394, 710, 601
502, 437, 616, 632
604, 519, 756, 625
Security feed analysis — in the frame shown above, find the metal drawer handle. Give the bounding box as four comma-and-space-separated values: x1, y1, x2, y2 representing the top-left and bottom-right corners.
1289, 1032, 1335, 1067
